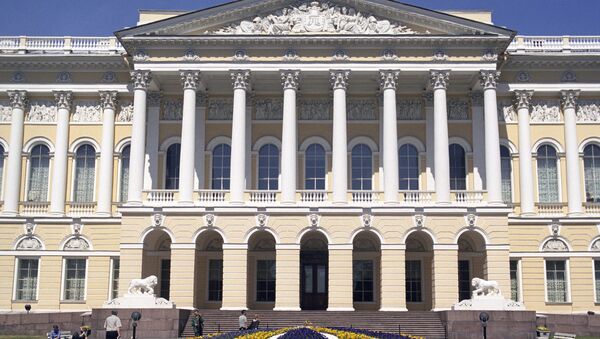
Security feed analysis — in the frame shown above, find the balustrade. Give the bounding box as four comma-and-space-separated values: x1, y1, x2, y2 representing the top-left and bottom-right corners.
535, 202, 567, 216
20, 201, 50, 215
0, 36, 123, 54
144, 190, 177, 204
350, 191, 381, 203
248, 190, 278, 203
400, 191, 434, 205
584, 203, 600, 216
452, 191, 485, 205
298, 190, 329, 203
509, 36, 600, 53
196, 190, 226, 203
68, 202, 97, 216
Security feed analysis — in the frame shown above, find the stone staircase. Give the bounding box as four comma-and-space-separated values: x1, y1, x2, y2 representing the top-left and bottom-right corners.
180, 310, 446, 339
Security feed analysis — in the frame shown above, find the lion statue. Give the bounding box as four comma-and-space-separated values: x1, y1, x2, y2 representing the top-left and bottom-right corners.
128, 275, 158, 295
471, 277, 500, 297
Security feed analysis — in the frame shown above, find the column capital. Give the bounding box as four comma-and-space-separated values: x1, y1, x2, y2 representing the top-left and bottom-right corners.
53, 91, 73, 110
330, 70, 350, 90
379, 70, 400, 90
281, 70, 300, 90
99, 91, 118, 110
231, 69, 251, 90
7, 90, 28, 109
479, 70, 500, 89
180, 70, 200, 90
130, 70, 152, 91
147, 91, 163, 106
561, 89, 580, 110
470, 91, 484, 106
429, 70, 450, 90
513, 90, 534, 110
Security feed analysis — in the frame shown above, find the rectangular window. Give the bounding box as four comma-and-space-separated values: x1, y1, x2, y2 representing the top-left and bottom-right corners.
510, 260, 520, 301
110, 258, 120, 300
595, 261, 600, 303
546, 260, 568, 303
160, 259, 171, 300
458, 260, 471, 301
256, 260, 276, 302
208, 259, 223, 301
405, 260, 422, 303
15, 258, 39, 301
63, 258, 86, 301
353, 260, 374, 302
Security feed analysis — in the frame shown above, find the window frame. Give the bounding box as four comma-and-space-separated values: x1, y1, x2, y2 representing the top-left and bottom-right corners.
25, 143, 52, 202
108, 257, 120, 301
71, 144, 98, 203
583, 144, 600, 203
211, 143, 232, 190
117, 144, 131, 203
13, 257, 41, 302
594, 259, 600, 304
544, 258, 571, 304
510, 259, 523, 302
398, 143, 420, 191
304, 143, 327, 190
500, 145, 514, 203
0, 142, 6, 201
352, 259, 375, 303
61, 257, 88, 302
449, 143, 467, 191
257, 144, 280, 191
405, 259, 423, 303
164, 143, 181, 190
255, 259, 276, 303
535, 143, 562, 203
350, 144, 374, 191
207, 259, 223, 302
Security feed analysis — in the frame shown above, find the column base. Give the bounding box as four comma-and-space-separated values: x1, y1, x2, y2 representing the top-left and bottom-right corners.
436, 201, 451, 206
567, 211, 585, 217
379, 307, 408, 312
273, 307, 301, 311
124, 201, 143, 207
95, 211, 112, 217
520, 212, 537, 217
432, 307, 452, 311
332, 201, 348, 205
487, 201, 506, 207
383, 200, 400, 205
0, 211, 18, 217
280, 201, 297, 206
49, 211, 66, 217
177, 200, 194, 206
229, 201, 245, 206
326, 307, 355, 311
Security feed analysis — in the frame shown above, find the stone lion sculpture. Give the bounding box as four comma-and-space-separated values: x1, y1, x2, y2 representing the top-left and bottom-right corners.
128, 275, 158, 295
472, 277, 500, 297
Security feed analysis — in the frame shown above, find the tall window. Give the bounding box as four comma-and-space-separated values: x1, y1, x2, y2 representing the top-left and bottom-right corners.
595, 261, 600, 303
584, 144, 600, 202
537, 145, 560, 203
165, 143, 181, 189
256, 260, 276, 302
305, 144, 326, 190
351, 144, 372, 190
510, 260, 520, 301
258, 144, 279, 190
15, 258, 39, 301
208, 259, 223, 301
399, 144, 419, 190
500, 146, 513, 203
0, 144, 4, 198
160, 259, 170, 300
405, 260, 422, 302
73, 144, 96, 202
27, 145, 50, 201
458, 260, 471, 301
353, 260, 373, 302
63, 258, 86, 301
119, 145, 130, 202
110, 258, 120, 300
212, 144, 231, 190
449, 144, 466, 190
546, 260, 568, 303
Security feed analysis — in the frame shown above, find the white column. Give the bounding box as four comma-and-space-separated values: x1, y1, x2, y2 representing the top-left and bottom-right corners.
280, 70, 300, 203
515, 90, 535, 215
1, 91, 27, 215
49, 91, 73, 215
229, 70, 250, 204
424, 92, 435, 191
331, 70, 350, 204
127, 71, 152, 205
380, 70, 400, 203
561, 90, 583, 215
471, 91, 485, 191
97, 91, 118, 216
144, 92, 162, 190
194, 93, 206, 189
245, 95, 252, 190
480, 71, 503, 204
430, 70, 451, 204
178, 71, 200, 204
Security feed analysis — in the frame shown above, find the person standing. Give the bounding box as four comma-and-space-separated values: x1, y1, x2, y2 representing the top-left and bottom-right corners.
104, 310, 122, 339
238, 310, 247, 330
248, 314, 260, 330
191, 309, 204, 337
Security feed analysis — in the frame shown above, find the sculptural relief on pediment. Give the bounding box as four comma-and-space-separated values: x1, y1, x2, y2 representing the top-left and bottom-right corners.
530, 100, 561, 123
497, 99, 517, 123
27, 101, 57, 122
0, 101, 11, 122
208, 1, 422, 35
72, 101, 102, 122
576, 100, 600, 122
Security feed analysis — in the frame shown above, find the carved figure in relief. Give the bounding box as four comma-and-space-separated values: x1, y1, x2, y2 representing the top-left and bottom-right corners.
577, 101, 600, 122
0, 104, 12, 122
472, 278, 500, 297
530, 101, 561, 122
397, 99, 422, 120
300, 99, 331, 120
162, 100, 183, 120
72, 102, 102, 122
128, 275, 158, 295
27, 102, 57, 122
543, 239, 568, 251
117, 104, 134, 122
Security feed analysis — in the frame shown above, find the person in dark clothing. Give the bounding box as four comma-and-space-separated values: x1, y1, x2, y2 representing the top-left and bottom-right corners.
191, 309, 204, 337
248, 314, 260, 330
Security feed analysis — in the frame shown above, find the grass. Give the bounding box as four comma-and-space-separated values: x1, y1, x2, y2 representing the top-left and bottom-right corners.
0, 336, 46, 339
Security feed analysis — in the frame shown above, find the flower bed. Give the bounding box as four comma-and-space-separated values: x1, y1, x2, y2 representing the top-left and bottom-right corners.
326, 327, 425, 339
186, 326, 423, 339
279, 328, 327, 339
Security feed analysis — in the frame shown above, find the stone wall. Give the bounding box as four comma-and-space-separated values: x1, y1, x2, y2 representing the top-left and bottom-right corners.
0, 312, 88, 337
538, 313, 600, 337
90, 308, 188, 339
440, 310, 537, 339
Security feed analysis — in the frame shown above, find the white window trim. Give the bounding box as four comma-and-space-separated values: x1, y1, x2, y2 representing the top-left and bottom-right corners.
206, 257, 223, 303
405, 259, 424, 305
448, 141, 470, 191
499, 143, 515, 203
398, 142, 422, 191
162, 141, 182, 190
255, 143, 281, 191
302, 143, 329, 191
509, 258, 523, 303
544, 258, 571, 304
348, 143, 375, 191
593, 259, 599, 304
534, 143, 564, 203
60, 257, 88, 302
107, 257, 119, 301
208, 143, 232, 191
116, 143, 130, 202
69, 144, 99, 202
12, 256, 41, 302
24, 144, 53, 202
254, 257, 276, 303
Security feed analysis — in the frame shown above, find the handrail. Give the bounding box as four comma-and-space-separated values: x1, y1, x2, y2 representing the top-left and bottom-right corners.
508, 36, 600, 54
0, 36, 124, 54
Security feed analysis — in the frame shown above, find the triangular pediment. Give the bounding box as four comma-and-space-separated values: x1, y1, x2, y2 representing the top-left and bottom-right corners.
116, 0, 515, 38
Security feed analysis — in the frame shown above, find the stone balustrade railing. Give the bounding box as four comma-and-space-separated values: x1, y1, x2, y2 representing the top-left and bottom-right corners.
0, 36, 124, 54
20, 201, 50, 215
508, 36, 600, 54
67, 202, 97, 216
536, 202, 568, 216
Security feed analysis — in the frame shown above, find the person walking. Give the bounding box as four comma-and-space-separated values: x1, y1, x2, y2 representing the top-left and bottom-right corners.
191, 309, 204, 337
238, 310, 247, 330
104, 310, 122, 339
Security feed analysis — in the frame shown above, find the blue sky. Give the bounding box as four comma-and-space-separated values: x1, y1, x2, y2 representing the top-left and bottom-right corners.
0, 0, 598, 36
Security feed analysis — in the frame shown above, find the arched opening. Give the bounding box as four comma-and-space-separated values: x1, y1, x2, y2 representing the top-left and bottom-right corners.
300, 231, 328, 310
405, 231, 434, 311
457, 231, 487, 302
246, 231, 277, 310
194, 230, 224, 309
352, 231, 381, 310
142, 229, 172, 300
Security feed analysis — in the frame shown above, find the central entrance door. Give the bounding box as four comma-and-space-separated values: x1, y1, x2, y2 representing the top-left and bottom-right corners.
300, 251, 328, 310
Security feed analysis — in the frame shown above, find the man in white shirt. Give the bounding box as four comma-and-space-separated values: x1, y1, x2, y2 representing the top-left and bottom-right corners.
104, 310, 122, 339
238, 310, 247, 330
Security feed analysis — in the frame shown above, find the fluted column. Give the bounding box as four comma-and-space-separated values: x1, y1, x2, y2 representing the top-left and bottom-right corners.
280, 70, 300, 204
380, 70, 400, 203
49, 91, 72, 215
331, 70, 350, 204
97, 91, 118, 216
562, 90, 583, 215
471, 92, 485, 191
424, 92, 435, 191
178, 71, 200, 205
144, 92, 162, 190
2, 91, 27, 215
515, 90, 535, 215
230, 70, 250, 204
430, 70, 451, 204
127, 71, 152, 205
480, 71, 503, 204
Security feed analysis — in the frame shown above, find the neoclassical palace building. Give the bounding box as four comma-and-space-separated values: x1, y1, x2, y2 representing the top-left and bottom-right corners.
1, 0, 600, 314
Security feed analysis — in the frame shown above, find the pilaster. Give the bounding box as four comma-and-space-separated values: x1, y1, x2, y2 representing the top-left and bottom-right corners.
327, 245, 354, 311
432, 247, 458, 310
169, 246, 197, 308
274, 245, 301, 311
380, 246, 407, 311
221, 245, 248, 310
